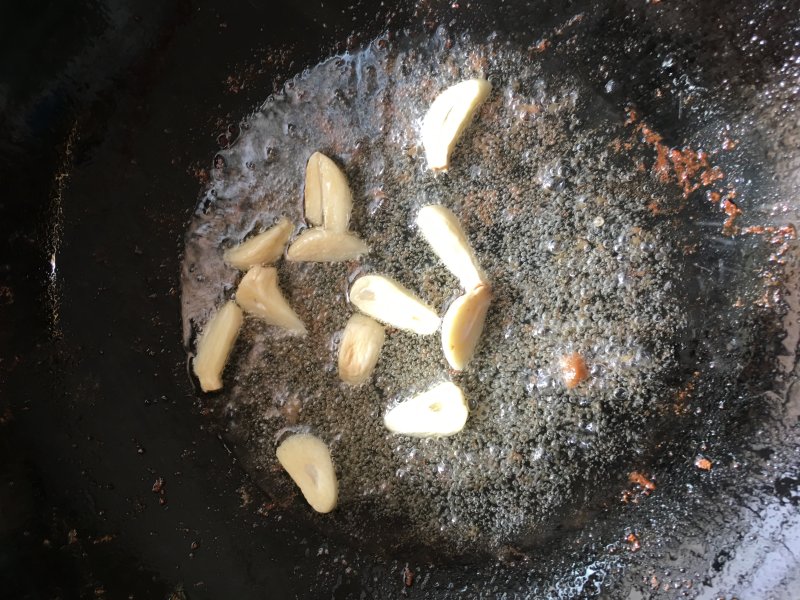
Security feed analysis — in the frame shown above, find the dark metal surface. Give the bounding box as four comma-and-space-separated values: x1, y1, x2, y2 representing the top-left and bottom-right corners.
1, 1, 798, 598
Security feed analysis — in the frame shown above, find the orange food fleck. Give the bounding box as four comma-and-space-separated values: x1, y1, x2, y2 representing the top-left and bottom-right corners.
722, 137, 737, 151
674, 371, 700, 414
653, 145, 672, 183
629, 471, 656, 492
700, 166, 725, 186
532, 39, 551, 53
721, 198, 742, 236
560, 352, 589, 389
741, 224, 797, 262
403, 564, 414, 587
627, 116, 738, 234
668, 147, 710, 198
626, 533, 641, 552
695, 456, 713, 471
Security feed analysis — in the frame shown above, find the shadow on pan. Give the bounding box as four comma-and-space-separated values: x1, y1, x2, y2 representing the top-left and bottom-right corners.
0, 0, 798, 598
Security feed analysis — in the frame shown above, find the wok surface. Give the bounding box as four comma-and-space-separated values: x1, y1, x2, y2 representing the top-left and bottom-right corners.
1, 0, 799, 598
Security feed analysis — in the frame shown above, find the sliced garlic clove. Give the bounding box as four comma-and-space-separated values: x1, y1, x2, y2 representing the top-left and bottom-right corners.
223, 217, 293, 270
441, 284, 492, 370
349, 275, 440, 335
421, 78, 492, 172
304, 152, 353, 233
286, 228, 369, 262
416, 204, 487, 290
276, 433, 338, 513
192, 301, 243, 392
384, 381, 469, 437
304, 153, 324, 227
338, 314, 385, 385
235, 265, 306, 335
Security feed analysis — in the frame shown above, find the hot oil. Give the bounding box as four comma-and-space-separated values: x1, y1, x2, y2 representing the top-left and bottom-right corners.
179, 30, 766, 554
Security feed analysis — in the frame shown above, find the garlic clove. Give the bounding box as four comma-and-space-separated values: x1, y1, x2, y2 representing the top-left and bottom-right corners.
338, 314, 385, 385
192, 301, 243, 392
349, 275, 440, 335
286, 228, 369, 262
304, 153, 324, 227
235, 266, 306, 335
223, 217, 293, 270
416, 204, 487, 290
276, 433, 338, 513
384, 381, 469, 437
441, 284, 492, 370
421, 78, 492, 172
304, 152, 353, 233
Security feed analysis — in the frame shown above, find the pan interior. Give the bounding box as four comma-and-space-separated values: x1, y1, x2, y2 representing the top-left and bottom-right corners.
180, 28, 791, 558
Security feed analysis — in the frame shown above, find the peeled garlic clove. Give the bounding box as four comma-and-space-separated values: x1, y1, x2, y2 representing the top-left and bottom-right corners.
349, 275, 440, 335
276, 433, 338, 513
235, 265, 306, 335
223, 217, 293, 270
338, 314, 385, 385
384, 381, 469, 437
304, 153, 324, 226
416, 204, 487, 290
441, 284, 492, 370
304, 152, 353, 233
192, 301, 243, 392
421, 78, 491, 172
286, 228, 369, 262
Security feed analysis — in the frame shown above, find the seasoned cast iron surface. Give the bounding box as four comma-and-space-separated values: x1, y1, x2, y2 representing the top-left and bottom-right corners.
1, 0, 799, 598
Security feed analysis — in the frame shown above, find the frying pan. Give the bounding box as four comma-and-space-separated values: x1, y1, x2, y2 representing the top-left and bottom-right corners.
1, 0, 798, 597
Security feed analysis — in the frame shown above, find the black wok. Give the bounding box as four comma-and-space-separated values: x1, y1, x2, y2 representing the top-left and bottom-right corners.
1, 0, 799, 598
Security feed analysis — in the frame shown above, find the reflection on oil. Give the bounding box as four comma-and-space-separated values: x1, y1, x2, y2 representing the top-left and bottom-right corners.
45, 121, 78, 341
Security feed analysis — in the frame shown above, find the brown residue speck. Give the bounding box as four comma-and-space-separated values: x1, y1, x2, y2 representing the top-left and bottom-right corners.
722, 137, 738, 151
629, 471, 656, 493
721, 197, 742, 236
532, 39, 551, 53
741, 224, 797, 262
700, 166, 724, 186
403, 564, 414, 587
626, 533, 641, 552
695, 456, 713, 471
673, 370, 700, 414
91, 534, 116, 545
626, 109, 738, 234
280, 395, 303, 424
559, 352, 589, 389
152, 477, 167, 505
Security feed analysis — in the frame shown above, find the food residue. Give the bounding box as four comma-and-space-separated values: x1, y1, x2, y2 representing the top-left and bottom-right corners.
629, 471, 656, 494
623, 107, 745, 235
560, 352, 589, 389
694, 456, 713, 471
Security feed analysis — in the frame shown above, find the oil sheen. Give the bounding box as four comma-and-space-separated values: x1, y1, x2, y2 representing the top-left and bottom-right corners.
180, 30, 745, 553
